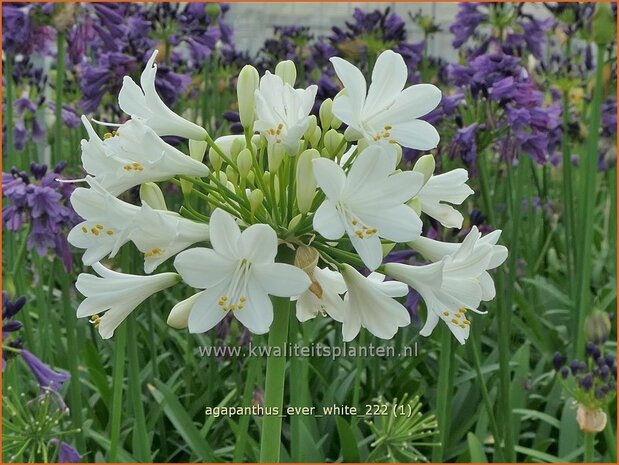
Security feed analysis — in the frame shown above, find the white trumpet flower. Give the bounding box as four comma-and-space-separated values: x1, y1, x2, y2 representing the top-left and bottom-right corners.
330, 50, 441, 150
385, 231, 494, 344
173, 209, 311, 334
118, 50, 207, 140
413, 168, 474, 229
254, 71, 317, 154
312, 145, 424, 270
68, 177, 209, 272
340, 265, 410, 342
76, 262, 180, 339
130, 202, 210, 274
295, 267, 347, 322
80, 117, 208, 196
411, 226, 507, 300
68, 178, 139, 265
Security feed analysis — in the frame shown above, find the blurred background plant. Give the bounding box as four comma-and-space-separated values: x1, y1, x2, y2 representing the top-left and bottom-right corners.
2, 2, 616, 463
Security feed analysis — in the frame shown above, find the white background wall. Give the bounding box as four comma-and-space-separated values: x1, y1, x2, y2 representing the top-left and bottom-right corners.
225, 2, 548, 60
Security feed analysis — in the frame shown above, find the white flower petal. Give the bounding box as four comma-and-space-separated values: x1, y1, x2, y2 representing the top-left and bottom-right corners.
174, 248, 236, 289
238, 224, 278, 264
363, 50, 408, 118
390, 119, 440, 151
187, 286, 228, 333
234, 279, 273, 334
253, 263, 311, 297
357, 204, 422, 243
312, 157, 346, 199
209, 209, 241, 259
313, 201, 345, 240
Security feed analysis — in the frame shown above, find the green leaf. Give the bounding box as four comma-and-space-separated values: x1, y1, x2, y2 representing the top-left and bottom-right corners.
513, 408, 561, 429
336, 416, 360, 462
148, 380, 215, 461
467, 432, 488, 462
515, 445, 564, 463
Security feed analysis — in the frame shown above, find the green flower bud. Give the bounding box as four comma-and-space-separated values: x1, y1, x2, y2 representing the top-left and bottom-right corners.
140, 182, 167, 210
225, 165, 238, 185
230, 138, 245, 162
237, 148, 253, 179
585, 311, 611, 345
324, 129, 344, 158
413, 154, 435, 184
217, 171, 228, 185
309, 127, 322, 147
275, 60, 297, 86
247, 171, 255, 185
319, 98, 334, 129
209, 150, 222, 171
237, 65, 260, 128
304, 115, 318, 140
592, 3, 616, 45
296, 148, 320, 214
249, 189, 264, 214
288, 214, 303, 233
189, 140, 208, 162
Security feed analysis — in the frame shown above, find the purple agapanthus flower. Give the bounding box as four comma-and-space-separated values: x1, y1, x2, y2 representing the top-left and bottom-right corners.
450, 123, 479, 167
2, 163, 79, 272
49, 439, 81, 463
20, 350, 70, 392
450, 3, 488, 48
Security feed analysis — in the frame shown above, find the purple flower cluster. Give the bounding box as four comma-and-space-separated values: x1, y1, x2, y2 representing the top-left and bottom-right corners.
554, 341, 617, 405
2, 162, 79, 271
447, 50, 561, 165
450, 3, 553, 59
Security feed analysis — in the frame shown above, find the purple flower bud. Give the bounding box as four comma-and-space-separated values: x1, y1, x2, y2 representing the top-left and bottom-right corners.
20, 350, 69, 391
600, 365, 610, 380
552, 352, 566, 371
579, 374, 593, 391
560, 366, 570, 379
571, 360, 583, 375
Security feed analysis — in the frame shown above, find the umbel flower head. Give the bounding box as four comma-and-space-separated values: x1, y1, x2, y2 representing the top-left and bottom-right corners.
69, 49, 506, 344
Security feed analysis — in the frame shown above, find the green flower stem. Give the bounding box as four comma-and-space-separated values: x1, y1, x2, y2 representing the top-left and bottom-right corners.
603, 405, 617, 462
584, 432, 595, 462
259, 249, 293, 463
60, 273, 86, 453
259, 298, 290, 462
54, 31, 65, 162
233, 355, 261, 462
5, 56, 15, 166
127, 315, 150, 460
432, 325, 452, 462
108, 323, 127, 462
574, 44, 605, 358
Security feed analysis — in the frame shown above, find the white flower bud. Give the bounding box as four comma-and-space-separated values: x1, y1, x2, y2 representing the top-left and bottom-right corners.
230, 138, 245, 162
189, 140, 208, 163
268, 143, 285, 172
225, 165, 238, 185
309, 126, 321, 147
237, 148, 253, 179
249, 189, 264, 213
140, 182, 167, 210
209, 151, 222, 171
167, 292, 203, 329
296, 149, 319, 214
275, 60, 297, 86
237, 65, 259, 129
413, 154, 435, 184
304, 115, 318, 140
331, 115, 342, 130
319, 98, 334, 129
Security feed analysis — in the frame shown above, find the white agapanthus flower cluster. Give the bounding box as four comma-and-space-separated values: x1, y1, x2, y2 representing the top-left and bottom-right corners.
69, 49, 507, 343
